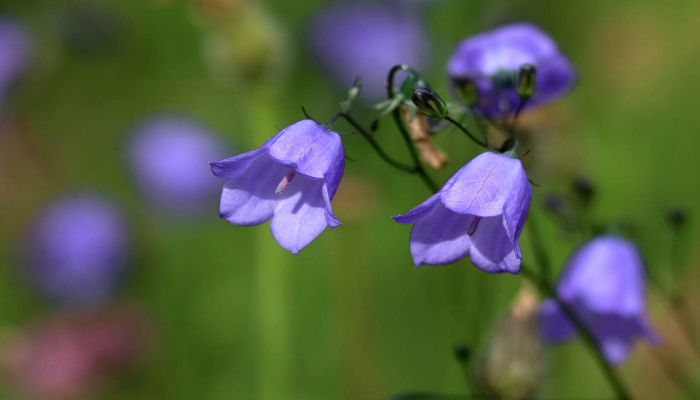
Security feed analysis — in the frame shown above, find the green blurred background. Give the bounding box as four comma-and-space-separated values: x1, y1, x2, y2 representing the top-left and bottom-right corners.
1, 0, 699, 399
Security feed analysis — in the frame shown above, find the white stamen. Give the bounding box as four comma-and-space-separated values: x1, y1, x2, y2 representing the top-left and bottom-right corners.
275, 170, 296, 195
467, 216, 482, 236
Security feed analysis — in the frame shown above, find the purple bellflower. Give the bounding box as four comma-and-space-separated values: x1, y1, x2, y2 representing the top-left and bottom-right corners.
128, 116, 227, 216
0, 19, 31, 104
393, 152, 531, 273
309, 2, 428, 99
210, 119, 344, 254
22, 194, 130, 307
447, 22, 576, 117
539, 235, 657, 365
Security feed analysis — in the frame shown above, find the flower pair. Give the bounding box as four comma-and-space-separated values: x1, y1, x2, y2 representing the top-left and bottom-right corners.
210, 119, 530, 274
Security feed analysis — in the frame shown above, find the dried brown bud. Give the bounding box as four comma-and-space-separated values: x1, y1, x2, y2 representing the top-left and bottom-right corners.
401, 105, 448, 169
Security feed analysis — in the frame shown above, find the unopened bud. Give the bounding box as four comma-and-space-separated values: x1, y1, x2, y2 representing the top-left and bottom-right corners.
471, 286, 545, 400
571, 176, 595, 205
411, 86, 448, 119
667, 207, 687, 229
452, 78, 478, 106
516, 64, 536, 101
347, 75, 363, 101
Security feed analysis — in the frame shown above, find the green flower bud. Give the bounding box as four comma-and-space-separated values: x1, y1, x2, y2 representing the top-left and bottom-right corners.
516, 64, 536, 101
411, 86, 448, 119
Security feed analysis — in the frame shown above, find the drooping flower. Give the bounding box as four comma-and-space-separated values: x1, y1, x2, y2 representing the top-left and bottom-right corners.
539, 235, 657, 365
210, 119, 344, 254
393, 151, 531, 273
22, 194, 130, 307
0, 18, 32, 104
309, 2, 428, 99
447, 22, 576, 117
128, 116, 227, 216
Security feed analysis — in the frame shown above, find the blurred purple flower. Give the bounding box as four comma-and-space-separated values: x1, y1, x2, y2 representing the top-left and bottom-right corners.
23, 194, 129, 307
393, 152, 531, 273
128, 116, 227, 215
447, 22, 576, 117
0, 18, 32, 103
309, 2, 428, 99
539, 235, 657, 365
211, 119, 344, 254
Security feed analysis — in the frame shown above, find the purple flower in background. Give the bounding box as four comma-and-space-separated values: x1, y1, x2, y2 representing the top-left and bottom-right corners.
211, 119, 344, 254
539, 236, 657, 365
0, 19, 31, 103
447, 23, 576, 117
309, 2, 428, 99
128, 116, 227, 215
23, 195, 130, 307
393, 152, 531, 273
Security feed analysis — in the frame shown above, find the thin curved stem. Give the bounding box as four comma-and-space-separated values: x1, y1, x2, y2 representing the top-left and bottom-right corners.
387, 65, 439, 193
338, 113, 415, 173
445, 116, 489, 149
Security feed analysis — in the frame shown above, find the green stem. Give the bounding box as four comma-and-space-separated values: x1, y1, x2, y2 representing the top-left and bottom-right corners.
445, 116, 489, 149
338, 113, 415, 173
250, 85, 289, 400
387, 65, 439, 193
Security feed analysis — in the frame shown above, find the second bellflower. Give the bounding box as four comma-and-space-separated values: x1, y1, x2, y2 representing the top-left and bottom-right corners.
210, 120, 344, 254
393, 152, 531, 273
539, 235, 657, 364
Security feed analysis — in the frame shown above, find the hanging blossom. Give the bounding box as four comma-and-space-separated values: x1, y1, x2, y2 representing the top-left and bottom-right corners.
0, 18, 32, 104
210, 119, 344, 254
447, 22, 576, 117
22, 194, 130, 307
308, 2, 428, 99
539, 235, 658, 365
393, 152, 531, 273
128, 116, 227, 216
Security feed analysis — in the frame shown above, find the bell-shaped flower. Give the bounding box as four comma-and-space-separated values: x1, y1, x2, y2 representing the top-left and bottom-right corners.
128, 116, 227, 216
539, 235, 658, 365
22, 194, 130, 307
393, 152, 531, 273
447, 22, 576, 117
210, 119, 344, 254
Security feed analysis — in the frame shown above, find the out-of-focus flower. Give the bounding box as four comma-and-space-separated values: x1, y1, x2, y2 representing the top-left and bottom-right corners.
196, 0, 285, 81
0, 305, 151, 400
472, 286, 545, 399
211, 119, 344, 254
0, 19, 32, 104
309, 2, 428, 99
539, 235, 657, 364
393, 152, 531, 273
447, 23, 576, 118
22, 194, 129, 307
128, 116, 227, 216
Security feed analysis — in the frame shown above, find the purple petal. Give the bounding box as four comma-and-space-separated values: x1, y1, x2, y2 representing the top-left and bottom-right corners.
538, 299, 577, 342
408, 202, 473, 267
467, 215, 520, 274
219, 154, 287, 226
270, 177, 329, 254
557, 236, 646, 316
392, 193, 441, 224
441, 152, 528, 219
211, 147, 267, 180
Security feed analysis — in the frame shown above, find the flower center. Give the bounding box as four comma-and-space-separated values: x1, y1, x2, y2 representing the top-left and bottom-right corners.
275, 170, 296, 195
467, 216, 482, 236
